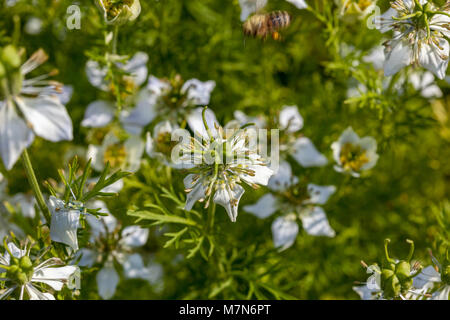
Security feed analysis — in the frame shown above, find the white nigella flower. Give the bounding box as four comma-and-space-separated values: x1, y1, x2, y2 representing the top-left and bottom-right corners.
145, 120, 185, 167
331, 127, 379, 177
180, 108, 274, 222
244, 161, 336, 250
75, 207, 155, 300
409, 71, 443, 98
374, 0, 450, 79
96, 0, 141, 25
0, 242, 80, 300
85, 52, 148, 94
0, 47, 73, 170
87, 131, 145, 173
123, 75, 216, 134
8, 193, 36, 218
232, 106, 328, 168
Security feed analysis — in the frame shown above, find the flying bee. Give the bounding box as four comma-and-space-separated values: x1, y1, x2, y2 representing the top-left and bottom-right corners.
243, 11, 291, 41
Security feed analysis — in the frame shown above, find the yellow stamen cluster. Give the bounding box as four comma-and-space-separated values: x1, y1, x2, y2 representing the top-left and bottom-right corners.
339, 143, 369, 172
103, 142, 127, 168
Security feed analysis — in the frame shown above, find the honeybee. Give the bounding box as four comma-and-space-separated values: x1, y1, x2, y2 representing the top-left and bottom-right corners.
243, 11, 291, 41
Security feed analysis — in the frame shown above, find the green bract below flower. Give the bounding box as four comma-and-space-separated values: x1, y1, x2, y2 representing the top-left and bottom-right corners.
96, 0, 141, 25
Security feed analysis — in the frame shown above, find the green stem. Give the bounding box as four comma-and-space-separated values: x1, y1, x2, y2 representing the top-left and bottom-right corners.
431, 11, 450, 19
207, 201, 216, 233
112, 24, 119, 55
21, 149, 51, 223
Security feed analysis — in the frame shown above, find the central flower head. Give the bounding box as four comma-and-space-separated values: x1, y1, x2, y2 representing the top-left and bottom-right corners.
181, 108, 274, 222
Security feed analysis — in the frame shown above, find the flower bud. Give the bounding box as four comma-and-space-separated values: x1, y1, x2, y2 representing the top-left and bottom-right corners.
96, 0, 141, 25
395, 261, 411, 281
19, 256, 33, 271
1, 45, 21, 70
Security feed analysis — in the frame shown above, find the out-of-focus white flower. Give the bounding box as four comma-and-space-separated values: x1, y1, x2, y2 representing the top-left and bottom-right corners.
124, 75, 216, 134
331, 127, 379, 177
8, 193, 36, 218
181, 108, 274, 222
145, 120, 183, 167
286, 0, 308, 10
96, 0, 141, 25
0, 242, 80, 300
24, 17, 43, 35
409, 71, 443, 98
238, 0, 267, 21
86, 52, 148, 93
244, 161, 336, 250
0, 48, 73, 170
76, 210, 155, 300
87, 131, 145, 173
374, 0, 450, 79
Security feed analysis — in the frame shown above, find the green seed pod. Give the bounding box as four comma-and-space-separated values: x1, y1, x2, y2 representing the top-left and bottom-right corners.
16, 271, 28, 285
19, 256, 33, 271
395, 261, 411, 281
383, 274, 401, 299
1, 45, 21, 69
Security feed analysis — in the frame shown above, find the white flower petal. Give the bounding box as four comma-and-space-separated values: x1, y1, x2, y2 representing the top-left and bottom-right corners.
81, 100, 115, 128
184, 175, 206, 211
291, 137, 328, 167
120, 52, 148, 87
121, 89, 158, 134
271, 216, 299, 250
413, 265, 441, 289
243, 193, 278, 218
25, 284, 55, 300
123, 253, 151, 279
75, 248, 97, 268
241, 164, 273, 186
0, 101, 34, 170
213, 184, 245, 222
15, 96, 73, 142
299, 207, 335, 237
304, 184, 336, 205
268, 160, 297, 192
49, 196, 80, 251
124, 135, 145, 172
187, 107, 219, 140
384, 38, 413, 77
96, 265, 119, 300
279, 106, 303, 133
182, 79, 216, 106
32, 265, 78, 291
86, 60, 108, 91
9, 193, 36, 218
418, 38, 449, 80
432, 285, 450, 300
286, 0, 308, 9
353, 285, 378, 300
120, 226, 149, 248
239, 0, 267, 21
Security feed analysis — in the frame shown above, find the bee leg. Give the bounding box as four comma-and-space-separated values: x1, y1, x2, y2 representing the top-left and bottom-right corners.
272, 31, 281, 41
